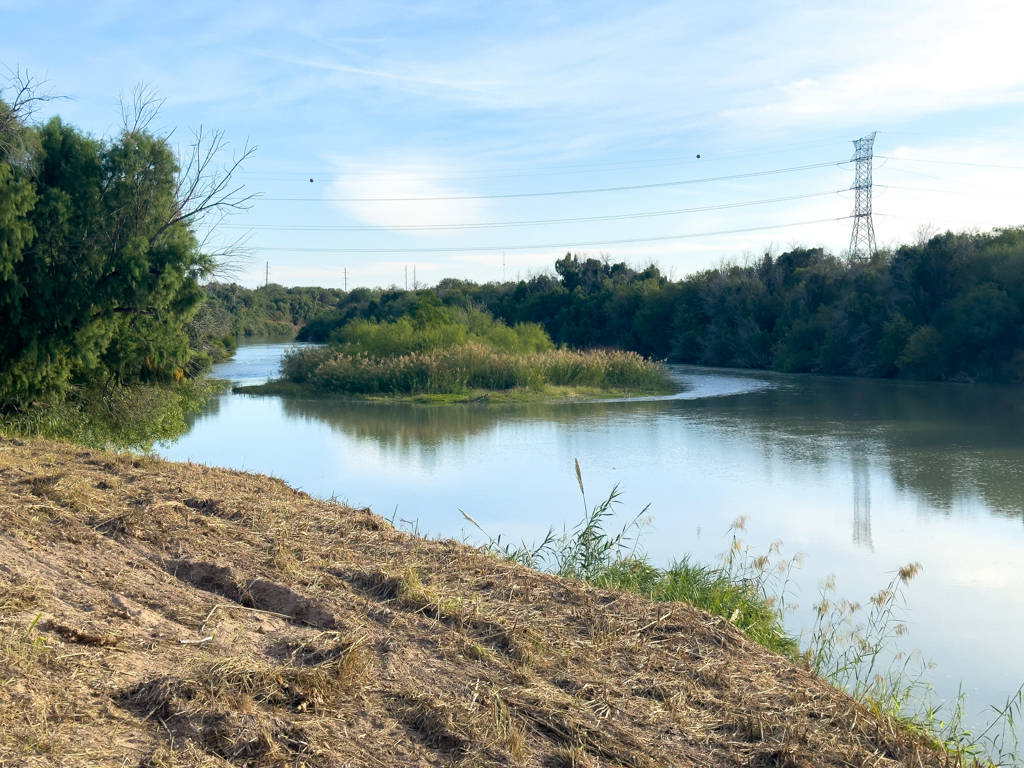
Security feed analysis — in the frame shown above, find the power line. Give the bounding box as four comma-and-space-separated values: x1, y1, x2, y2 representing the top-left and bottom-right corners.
877, 213, 1007, 228
877, 155, 1024, 171
219, 189, 845, 232
879, 184, 1024, 200
253, 161, 846, 203
248, 216, 848, 254
880, 165, 992, 189
235, 136, 857, 181
880, 130, 1024, 142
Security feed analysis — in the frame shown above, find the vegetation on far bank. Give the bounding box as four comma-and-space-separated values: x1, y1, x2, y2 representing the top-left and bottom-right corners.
241, 294, 675, 401
241, 226, 1024, 385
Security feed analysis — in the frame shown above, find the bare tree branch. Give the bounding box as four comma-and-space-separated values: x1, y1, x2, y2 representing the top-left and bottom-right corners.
0, 66, 63, 161
166, 125, 258, 234
111, 84, 258, 278
118, 82, 165, 136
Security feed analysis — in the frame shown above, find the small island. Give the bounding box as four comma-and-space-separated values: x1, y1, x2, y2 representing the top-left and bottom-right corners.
237, 294, 675, 403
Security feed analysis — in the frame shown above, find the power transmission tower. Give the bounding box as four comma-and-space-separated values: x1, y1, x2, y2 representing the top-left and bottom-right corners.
848, 132, 877, 260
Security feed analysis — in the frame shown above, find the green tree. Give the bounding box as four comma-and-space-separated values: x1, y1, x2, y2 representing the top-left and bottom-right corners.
0, 85, 252, 410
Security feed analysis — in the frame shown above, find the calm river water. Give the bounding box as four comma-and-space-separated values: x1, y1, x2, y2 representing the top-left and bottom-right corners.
160, 340, 1024, 726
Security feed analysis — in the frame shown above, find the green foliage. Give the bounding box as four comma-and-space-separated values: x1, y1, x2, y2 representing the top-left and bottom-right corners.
327, 303, 553, 358
280, 342, 670, 396
296, 231, 1024, 384
0, 106, 213, 409
274, 299, 660, 398
201, 282, 350, 338
0, 377, 225, 450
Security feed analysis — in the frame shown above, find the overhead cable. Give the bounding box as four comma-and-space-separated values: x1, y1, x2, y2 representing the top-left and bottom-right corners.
220, 189, 845, 232
877, 156, 1024, 171
249, 216, 848, 253
254, 161, 846, 203
236, 138, 853, 182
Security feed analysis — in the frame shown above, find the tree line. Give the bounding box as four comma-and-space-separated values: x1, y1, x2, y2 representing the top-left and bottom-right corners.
279, 226, 1024, 384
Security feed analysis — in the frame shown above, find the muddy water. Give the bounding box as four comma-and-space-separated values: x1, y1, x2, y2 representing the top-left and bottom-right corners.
161, 340, 1024, 727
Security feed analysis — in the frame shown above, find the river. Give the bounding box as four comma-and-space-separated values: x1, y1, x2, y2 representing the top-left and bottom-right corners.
160, 339, 1024, 728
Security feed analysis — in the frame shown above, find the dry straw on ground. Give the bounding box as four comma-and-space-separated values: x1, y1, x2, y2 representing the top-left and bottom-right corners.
0, 436, 946, 767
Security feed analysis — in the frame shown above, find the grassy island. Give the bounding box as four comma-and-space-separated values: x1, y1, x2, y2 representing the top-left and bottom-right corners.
238, 298, 675, 402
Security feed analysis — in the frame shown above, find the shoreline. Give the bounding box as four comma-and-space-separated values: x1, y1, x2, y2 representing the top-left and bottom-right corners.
0, 435, 947, 766
233, 378, 678, 404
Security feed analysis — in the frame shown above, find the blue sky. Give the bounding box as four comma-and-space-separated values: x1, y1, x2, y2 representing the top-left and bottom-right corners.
4, 0, 1024, 288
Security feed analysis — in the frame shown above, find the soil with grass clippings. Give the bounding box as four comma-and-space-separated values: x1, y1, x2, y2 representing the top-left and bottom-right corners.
0, 436, 945, 767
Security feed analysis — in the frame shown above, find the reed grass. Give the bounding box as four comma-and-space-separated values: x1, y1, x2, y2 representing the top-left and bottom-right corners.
465, 461, 1023, 767
462, 460, 799, 657
281, 343, 672, 397
805, 566, 1024, 767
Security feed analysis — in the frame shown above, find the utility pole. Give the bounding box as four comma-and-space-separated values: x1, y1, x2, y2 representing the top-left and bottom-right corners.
413, 265, 417, 290
264, 262, 269, 288
503, 251, 505, 283
848, 132, 877, 260
343, 268, 348, 292
405, 265, 408, 291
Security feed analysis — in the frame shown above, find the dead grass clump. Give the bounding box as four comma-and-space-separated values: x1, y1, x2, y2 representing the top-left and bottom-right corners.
1, 614, 53, 675
552, 744, 597, 768
0, 576, 48, 613
390, 692, 482, 757
120, 663, 321, 762
47, 620, 121, 647
490, 689, 529, 762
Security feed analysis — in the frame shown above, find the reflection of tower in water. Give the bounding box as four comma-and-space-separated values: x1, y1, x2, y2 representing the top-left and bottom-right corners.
852, 455, 873, 550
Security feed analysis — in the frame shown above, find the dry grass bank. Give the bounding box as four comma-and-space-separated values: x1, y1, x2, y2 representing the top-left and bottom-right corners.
0, 436, 943, 767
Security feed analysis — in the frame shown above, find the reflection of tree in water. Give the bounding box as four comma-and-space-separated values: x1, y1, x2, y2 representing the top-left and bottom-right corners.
278, 397, 669, 457
182, 388, 225, 429
272, 373, 1024, 523
673, 374, 1024, 522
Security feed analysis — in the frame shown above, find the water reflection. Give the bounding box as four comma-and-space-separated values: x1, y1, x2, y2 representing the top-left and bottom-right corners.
852, 453, 873, 550
264, 367, 1024, 524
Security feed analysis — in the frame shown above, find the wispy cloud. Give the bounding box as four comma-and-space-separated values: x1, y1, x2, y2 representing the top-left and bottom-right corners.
325, 160, 494, 231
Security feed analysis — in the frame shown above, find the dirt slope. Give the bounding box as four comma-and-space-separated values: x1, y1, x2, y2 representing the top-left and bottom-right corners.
0, 437, 940, 767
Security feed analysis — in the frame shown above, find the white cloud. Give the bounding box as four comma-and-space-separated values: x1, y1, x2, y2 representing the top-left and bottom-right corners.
324, 161, 494, 230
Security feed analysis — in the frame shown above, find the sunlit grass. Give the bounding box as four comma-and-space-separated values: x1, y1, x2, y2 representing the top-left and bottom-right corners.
279, 343, 673, 397
462, 460, 798, 657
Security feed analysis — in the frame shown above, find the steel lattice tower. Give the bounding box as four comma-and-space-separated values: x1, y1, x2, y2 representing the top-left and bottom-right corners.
848, 132, 877, 259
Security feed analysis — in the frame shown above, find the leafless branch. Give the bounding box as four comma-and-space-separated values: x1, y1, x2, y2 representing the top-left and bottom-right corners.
160, 126, 258, 274
0, 66, 63, 161
195, 213, 255, 282
112, 84, 258, 276
118, 82, 165, 136
169, 126, 258, 232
